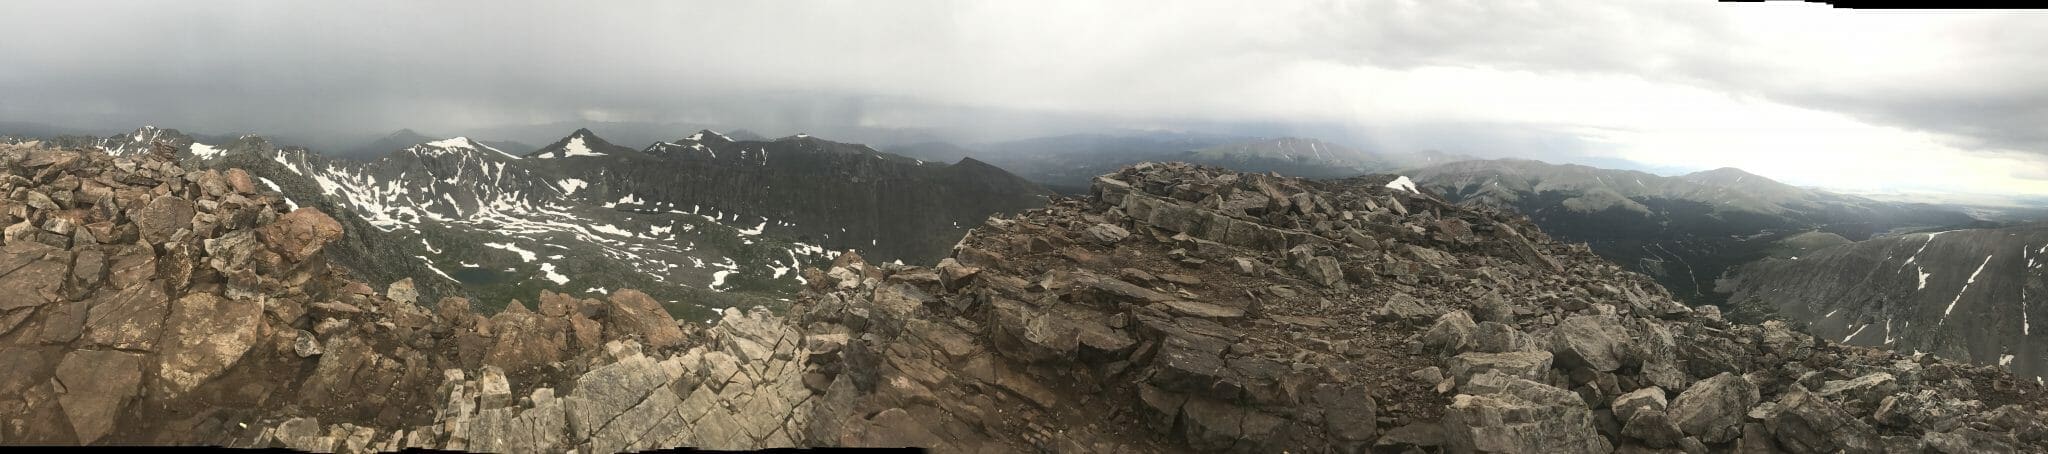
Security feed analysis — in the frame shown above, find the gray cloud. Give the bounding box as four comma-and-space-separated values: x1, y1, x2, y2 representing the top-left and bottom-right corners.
1, 0, 2044, 183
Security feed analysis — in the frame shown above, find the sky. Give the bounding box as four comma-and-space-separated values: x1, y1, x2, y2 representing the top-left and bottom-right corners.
3, 1, 2047, 196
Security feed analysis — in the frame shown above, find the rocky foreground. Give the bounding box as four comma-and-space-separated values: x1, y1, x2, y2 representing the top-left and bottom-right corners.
0, 146, 2044, 452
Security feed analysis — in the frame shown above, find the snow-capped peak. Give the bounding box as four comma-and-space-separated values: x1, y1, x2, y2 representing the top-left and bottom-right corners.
427, 137, 477, 149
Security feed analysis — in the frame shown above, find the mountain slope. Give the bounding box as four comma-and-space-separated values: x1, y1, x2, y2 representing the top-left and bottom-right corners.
1408, 159, 1984, 304
1726, 224, 2048, 379
539, 130, 1054, 263
62, 127, 1053, 319
203, 132, 835, 318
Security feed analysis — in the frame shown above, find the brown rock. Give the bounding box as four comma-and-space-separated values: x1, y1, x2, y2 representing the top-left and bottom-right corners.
54, 349, 146, 444
133, 195, 196, 244
226, 168, 258, 194
156, 293, 264, 396
0, 242, 69, 311
259, 207, 343, 262
603, 289, 684, 350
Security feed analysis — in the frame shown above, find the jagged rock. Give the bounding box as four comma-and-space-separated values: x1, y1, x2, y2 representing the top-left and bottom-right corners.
1814, 372, 1897, 410
1621, 408, 1686, 449
1552, 315, 1635, 373
294, 329, 323, 357
1375, 292, 1441, 325
133, 195, 195, 244
602, 289, 684, 350
1766, 386, 1880, 454
1447, 350, 1553, 385
1310, 383, 1378, 443
1160, 300, 1244, 319
1443, 373, 1612, 453
385, 278, 419, 304
1612, 387, 1668, 422
1423, 310, 1477, 355
1471, 321, 1532, 353
1083, 223, 1130, 244
258, 207, 343, 262
1471, 292, 1514, 323
1668, 372, 1759, 444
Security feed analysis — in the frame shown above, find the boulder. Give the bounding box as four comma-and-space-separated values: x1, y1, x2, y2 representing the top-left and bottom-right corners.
258, 207, 343, 262
1551, 315, 1634, 373
156, 293, 265, 396
1767, 386, 1880, 454
385, 278, 419, 304
133, 195, 196, 244
55, 349, 146, 444
1668, 372, 1758, 444
1375, 292, 1441, 325
1611, 387, 1668, 422
1447, 351, 1553, 386
602, 290, 685, 350
1442, 373, 1612, 453
1421, 311, 1477, 356
1621, 408, 1685, 449
1815, 372, 1898, 410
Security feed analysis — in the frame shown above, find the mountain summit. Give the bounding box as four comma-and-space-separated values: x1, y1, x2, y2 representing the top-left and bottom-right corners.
524, 129, 641, 160
4, 148, 2040, 451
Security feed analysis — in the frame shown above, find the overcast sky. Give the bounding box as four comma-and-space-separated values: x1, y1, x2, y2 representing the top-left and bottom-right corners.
3, 1, 2047, 196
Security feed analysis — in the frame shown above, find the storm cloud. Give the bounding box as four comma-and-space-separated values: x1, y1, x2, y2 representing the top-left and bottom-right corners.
2, 0, 2046, 194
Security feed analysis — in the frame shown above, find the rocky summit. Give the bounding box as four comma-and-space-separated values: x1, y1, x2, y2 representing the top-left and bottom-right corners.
3, 147, 2046, 453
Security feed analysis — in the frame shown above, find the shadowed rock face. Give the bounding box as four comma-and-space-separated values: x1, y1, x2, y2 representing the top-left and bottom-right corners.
1727, 225, 2048, 380
3, 148, 2045, 452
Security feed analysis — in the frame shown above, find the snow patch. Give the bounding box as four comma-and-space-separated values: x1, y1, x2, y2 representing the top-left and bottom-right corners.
539, 263, 570, 285
189, 142, 224, 159
1940, 254, 1996, 322
549, 135, 606, 158
483, 242, 538, 262
1385, 176, 1419, 193
558, 178, 588, 195
1843, 324, 1869, 343
709, 270, 732, 290
416, 256, 457, 282
427, 137, 475, 149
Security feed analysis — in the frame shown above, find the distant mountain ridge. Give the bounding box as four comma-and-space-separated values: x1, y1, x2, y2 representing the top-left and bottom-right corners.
1406, 158, 1984, 305
892, 133, 1424, 193
35, 126, 1052, 319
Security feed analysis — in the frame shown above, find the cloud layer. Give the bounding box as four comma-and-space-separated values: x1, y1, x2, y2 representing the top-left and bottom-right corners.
3, 0, 2046, 194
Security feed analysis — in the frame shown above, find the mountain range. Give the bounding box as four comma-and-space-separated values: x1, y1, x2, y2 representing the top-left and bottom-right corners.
1404, 159, 1987, 308
58, 125, 1050, 320
889, 132, 1468, 194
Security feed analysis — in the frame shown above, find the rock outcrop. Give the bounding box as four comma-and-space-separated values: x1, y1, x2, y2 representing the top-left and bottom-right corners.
3, 148, 2044, 453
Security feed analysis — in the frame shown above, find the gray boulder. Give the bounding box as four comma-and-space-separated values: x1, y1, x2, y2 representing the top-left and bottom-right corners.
1668, 372, 1758, 444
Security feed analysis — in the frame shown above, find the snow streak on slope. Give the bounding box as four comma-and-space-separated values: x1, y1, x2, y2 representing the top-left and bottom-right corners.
1941, 254, 1996, 323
